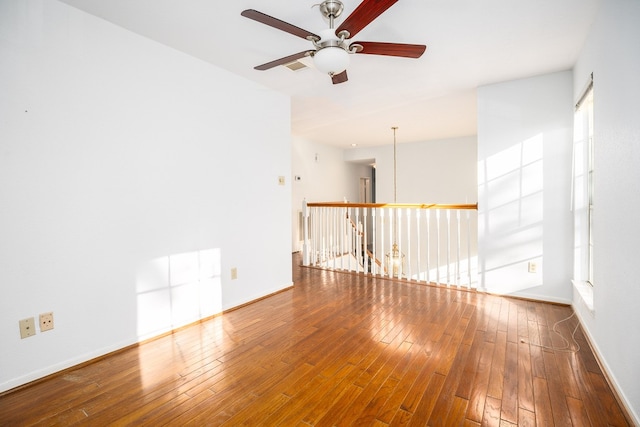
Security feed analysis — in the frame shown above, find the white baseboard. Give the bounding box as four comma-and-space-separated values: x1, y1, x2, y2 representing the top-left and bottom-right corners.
572, 305, 639, 426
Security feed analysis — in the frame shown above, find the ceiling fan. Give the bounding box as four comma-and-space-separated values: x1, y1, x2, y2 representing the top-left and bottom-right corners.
241, 0, 427, 84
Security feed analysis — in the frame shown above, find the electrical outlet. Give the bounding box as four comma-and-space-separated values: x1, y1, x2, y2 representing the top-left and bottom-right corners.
231, 267, 238, 280
19, 317, 36, 339
40, 312, 54, 332
528, 261, 538, 273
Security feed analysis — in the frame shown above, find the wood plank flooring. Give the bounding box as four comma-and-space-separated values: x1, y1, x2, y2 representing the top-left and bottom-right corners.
0, 255, 631, 426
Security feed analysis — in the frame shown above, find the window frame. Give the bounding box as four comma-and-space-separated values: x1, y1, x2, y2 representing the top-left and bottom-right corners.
572, 74, 594, 310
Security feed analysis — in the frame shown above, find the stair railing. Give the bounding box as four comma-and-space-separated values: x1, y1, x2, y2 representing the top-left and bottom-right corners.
302, 201, 479, 289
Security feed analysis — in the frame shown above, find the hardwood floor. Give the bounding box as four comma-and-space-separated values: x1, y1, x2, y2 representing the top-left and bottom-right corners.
0, 255, 631, 426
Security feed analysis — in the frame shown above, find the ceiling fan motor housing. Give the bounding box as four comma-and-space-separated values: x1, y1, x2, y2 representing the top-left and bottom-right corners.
319, 0, 345, 21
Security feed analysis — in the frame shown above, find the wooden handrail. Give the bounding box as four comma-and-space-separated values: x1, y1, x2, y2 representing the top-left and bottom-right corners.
306, 202, 478, 210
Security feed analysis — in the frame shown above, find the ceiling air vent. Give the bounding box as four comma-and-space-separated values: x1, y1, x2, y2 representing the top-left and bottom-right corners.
284, 60, 308, 71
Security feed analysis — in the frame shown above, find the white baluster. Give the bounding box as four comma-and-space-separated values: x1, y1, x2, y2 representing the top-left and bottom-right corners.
356, 207, 360, 273
467, 209, 472, 288
363, 207, 368, 273
320, 207, 325, 266
446, 209, 451, 285
331, 207, 336, 270
416, 209, 421, 282
398, 208, 404, 278
456, 210, 461, 287
426, 209, 430, 284
339, 208, 342, 267
315, 206, 320, 266
340, 206, 345, 271
406, 208, 412, 280
309, 206, 314, 265
436, 209, 441, 285
361, 208, 364, 272
372, 208, 377, 276
389, 208, 394, 278
380, 209, 385, 277
313, 206, 319, 266
325, 207, 330, 267
347, 207, 352, 272
328, 206, 332, 267
302, 200, 309, 266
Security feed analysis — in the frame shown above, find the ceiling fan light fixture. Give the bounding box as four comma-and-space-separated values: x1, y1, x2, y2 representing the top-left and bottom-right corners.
313, 46, 349, 75
313, 27, 350, 75
242, 0, 427, 83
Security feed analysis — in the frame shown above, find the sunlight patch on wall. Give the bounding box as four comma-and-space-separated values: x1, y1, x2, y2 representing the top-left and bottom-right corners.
136, 248, 222, 340
479, 134, 544, 294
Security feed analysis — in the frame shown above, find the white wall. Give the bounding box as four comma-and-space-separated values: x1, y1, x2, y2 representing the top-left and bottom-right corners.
572, 0, 640, 421
291, 137, 371, 250
0, 0, 292, 392
345, 136, 477, 204
477, 71, 574, 303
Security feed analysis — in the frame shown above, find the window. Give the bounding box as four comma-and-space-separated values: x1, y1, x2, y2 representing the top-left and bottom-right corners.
572, 75, 594, 309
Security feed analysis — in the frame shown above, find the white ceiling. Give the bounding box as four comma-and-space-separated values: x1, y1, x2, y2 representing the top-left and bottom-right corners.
58, 0, 599, 148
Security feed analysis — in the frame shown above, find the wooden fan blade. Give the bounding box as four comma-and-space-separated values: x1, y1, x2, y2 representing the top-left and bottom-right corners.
241, 9, 319, 41
254, 50, 314, 71
331, 70, 348, 84
336, 0, 398, 39
353, 41, 426, 58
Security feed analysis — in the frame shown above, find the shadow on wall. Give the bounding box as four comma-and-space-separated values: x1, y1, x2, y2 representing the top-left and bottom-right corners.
479, 134, 544, 294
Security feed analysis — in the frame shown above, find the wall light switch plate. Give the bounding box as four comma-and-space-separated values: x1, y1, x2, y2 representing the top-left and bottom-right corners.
278, 176, 285, 186
19, 317, 36, 339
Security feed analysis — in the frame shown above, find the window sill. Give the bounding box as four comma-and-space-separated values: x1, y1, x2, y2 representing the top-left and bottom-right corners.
572, 279, 594, 313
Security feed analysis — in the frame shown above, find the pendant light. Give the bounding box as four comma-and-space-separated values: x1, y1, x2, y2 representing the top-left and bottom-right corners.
385, 126, 405, 278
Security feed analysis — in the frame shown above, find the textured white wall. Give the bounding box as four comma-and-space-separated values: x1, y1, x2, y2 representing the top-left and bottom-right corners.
0, 0, 292, 392
573, 0, 640, 422
477, 71, 574, 302
345, 136, 478, 204
290, 137, 371, 250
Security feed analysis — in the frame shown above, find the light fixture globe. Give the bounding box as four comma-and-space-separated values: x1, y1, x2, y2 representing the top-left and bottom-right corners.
312, 28, 349, 75
313, 46, 349, 75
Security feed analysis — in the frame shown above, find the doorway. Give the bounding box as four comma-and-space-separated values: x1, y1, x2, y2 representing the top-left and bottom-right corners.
359, 166, 376, 203
359, 177, 371, 203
